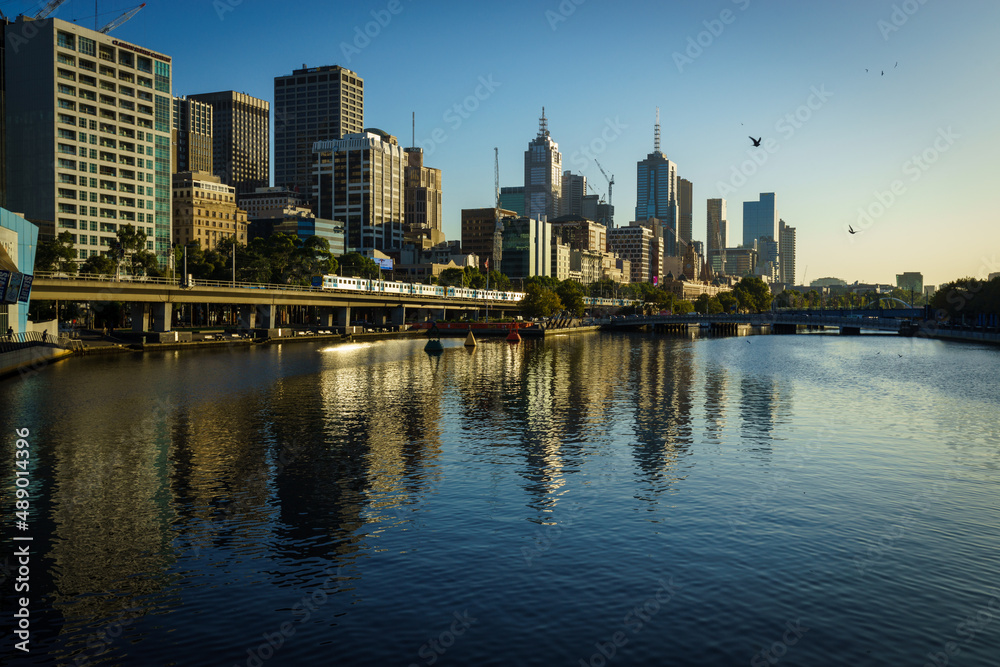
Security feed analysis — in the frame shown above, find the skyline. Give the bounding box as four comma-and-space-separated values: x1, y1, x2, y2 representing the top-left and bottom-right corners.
4, 0, 998, 287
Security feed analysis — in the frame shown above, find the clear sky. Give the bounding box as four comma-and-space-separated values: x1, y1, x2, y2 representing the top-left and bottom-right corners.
7, 0, 999, 287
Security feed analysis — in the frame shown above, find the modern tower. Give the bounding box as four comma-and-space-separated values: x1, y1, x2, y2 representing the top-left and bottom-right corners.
188, 90, 269, 196
314, 130, 406, 251
707, 198, 728, 254
274, 65, 364, 198
635, 109, 679, 253
523, 108, 562, 221
560, 170, 586, 217
4, 16, 173, 264
172, 96, 213, 174
742, 193, 779, 249
403, 146, 442, 240
677, 177, 693, 247
779, 219, 796, 285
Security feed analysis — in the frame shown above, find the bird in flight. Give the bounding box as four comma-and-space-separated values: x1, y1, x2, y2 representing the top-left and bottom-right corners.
865, 68, 869, 73
749, 136, 762, 147
895, 61, 898, 68
881, 70, 884, 76
848, 225, 858, 234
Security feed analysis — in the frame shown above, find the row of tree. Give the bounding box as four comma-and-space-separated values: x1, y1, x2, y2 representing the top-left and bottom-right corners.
930, 276, 1000, 319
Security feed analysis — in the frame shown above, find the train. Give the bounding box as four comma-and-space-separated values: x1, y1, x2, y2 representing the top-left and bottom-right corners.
315, 275, 632, 308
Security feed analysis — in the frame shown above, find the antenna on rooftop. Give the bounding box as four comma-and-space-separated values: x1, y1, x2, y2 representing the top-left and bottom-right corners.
539, 107, 548, 137
654, 107, 661, 153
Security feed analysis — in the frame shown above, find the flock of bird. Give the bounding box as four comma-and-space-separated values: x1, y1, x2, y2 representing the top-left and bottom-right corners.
740, 61, 899, 237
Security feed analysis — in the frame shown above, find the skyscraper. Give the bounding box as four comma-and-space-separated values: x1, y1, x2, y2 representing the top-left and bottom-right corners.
462, 207, 514, 271
707, 198, 728, 253
499, 186, 525, 217
314, 130, 406, 251
188, 90, 269, 196
403, 147, 442, 239
779, 219, 796, 285
677, 178, 692, 246
560, 170, 586, 217
274, 65, 363, 197
4, 16, 173, 263
172, 96, 213, 174
524, 108, 562, 220
635, 110, 679, 253
743, 192, 778, 249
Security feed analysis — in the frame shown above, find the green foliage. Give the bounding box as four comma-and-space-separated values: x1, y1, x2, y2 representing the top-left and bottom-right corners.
717, 291, 738, 313
487, 270, 511, 291
36, 231, 78, 274
438, 267, 467, 287
555, 280, 586, 317
519, 284, 563, 317
673, 299, 695, 315
339, 251, 381, 280
109, 223, 160, 276
524, 275, 561, 290
931, 276, 1000, 319
80, 253, 116, 276
732, 276, 773, 313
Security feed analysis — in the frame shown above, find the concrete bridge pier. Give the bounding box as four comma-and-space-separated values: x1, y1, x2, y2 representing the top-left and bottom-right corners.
773, 323, 797, 335
840, 326, 861, 336
391, 306, 406, 328
131, 303, 149, 332
336, 306, 352, 330
238, 305, 256, 330
151, 303, 172, 332
320, 307, 335, 328
257, 305, 274, 329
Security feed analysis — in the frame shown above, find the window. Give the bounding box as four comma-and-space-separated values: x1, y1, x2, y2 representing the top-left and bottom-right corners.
58, 31, 75, 49
136, 56, 152, 73
79, 58, 97, 72
79, 89, 96, 101
57, 53, 75, 66
57, 68, 76, 81
119, 51, 134, 68
98, 45, 115, 62
58, 128, 76, 140
78, 37, 96, 56
58, 143, 77, 155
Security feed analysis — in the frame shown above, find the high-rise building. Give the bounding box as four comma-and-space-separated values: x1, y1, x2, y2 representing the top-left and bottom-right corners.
274, 65, 363, 197
314, 130, 406, 251
499, 186, 525, 217
609, 225, 656, 284
4, 17, 173, 263
500, 216, 552, 279
172, 96, 212, 174
779, 219, 796, 285
524, 108, 562, 220
743, 192, 778, 250
171, 171, 247, 251
707, 198, 728, 253
635, 111, 679, 254
677, 178, 693, 247
461, 207, 514, 271
403, 147, 442, 236
560, 170, 586, 217
188, 90, 269, 196
896, 272, 923, 295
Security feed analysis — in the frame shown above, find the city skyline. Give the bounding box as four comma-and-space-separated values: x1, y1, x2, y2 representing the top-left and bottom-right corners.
5, 0, 997, 286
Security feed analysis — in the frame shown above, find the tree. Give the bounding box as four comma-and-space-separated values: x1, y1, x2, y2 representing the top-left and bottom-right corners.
706, 295, 724, 314
717, 291, 738, 313
555, 280, 586, 317
339, 252, 380, 279
694, 293, 711, 314
519, 284, 562, 318
487, 270, 511, 292
109, 224, 155, 276
438, 267, 467, 287
36, 231, 78, 274
80, 253, 116, 276
673, 299, 695, 315
732, 276, 772, 313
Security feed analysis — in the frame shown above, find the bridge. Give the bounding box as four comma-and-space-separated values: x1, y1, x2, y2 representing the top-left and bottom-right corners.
29, 273, 523, 337
604, 309, 925, 335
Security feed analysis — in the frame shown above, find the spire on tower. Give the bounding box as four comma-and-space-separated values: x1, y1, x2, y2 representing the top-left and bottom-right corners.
538, 107, 548, 137
654, 107, 661, 153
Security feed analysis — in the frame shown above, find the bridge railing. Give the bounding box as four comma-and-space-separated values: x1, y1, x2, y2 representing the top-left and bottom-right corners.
0, 331, 51, 354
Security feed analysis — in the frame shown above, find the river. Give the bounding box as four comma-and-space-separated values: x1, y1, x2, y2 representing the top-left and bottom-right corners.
2, 331, 998, 665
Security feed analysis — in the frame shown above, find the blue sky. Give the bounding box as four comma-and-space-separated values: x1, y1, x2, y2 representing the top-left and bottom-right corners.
7, 0, 999, 286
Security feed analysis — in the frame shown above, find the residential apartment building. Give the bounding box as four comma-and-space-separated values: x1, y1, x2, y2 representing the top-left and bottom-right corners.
314, 130, 405, 251
171, 171, 247, 251
188, 90, 269, 196
274, 65, 363, 197
779, 219, 796, 285
608, 225, 656, 284
524, 109, 562, 220
677, 177, 692, 246
4, 17, 172, 263
172, 96, 212, 174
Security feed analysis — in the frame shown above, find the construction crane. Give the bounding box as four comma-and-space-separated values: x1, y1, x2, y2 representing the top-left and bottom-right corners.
34, 0, 68, 20
585, 178, 605, 204
594, 159, 614, 228
99, 3, 144, 34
